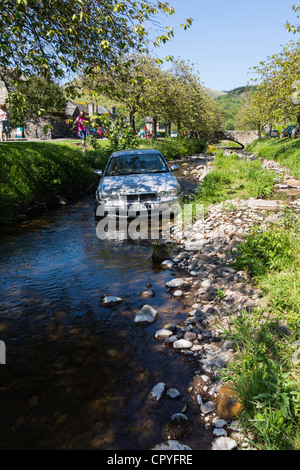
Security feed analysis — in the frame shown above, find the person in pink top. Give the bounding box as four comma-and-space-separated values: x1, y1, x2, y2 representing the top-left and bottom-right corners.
0, 104, 10, 142
75, 111, 88, 152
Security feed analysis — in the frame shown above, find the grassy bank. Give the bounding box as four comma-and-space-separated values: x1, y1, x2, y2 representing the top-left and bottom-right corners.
0, 138, 206, 225
224, 213, 300, 450
192, 149, 277, 208
247, 137, 300, 177
193, 148, 300, 450
139, 136, 206, 159
0, 141, 109, 224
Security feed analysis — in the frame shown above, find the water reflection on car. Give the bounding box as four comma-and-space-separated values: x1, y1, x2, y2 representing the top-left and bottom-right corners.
94, 149, 182, 219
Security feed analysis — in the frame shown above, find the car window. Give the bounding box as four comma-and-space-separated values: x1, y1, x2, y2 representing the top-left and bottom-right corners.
105, 154, 169, 176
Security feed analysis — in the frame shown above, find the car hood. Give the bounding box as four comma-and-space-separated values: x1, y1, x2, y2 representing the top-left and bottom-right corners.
100, 173, 179, 194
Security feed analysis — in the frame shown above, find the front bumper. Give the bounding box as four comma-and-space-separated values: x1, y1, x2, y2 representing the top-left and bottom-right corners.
95, 194, 183, 219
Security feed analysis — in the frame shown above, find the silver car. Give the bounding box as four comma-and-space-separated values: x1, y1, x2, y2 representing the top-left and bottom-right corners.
94, 149, 182, 218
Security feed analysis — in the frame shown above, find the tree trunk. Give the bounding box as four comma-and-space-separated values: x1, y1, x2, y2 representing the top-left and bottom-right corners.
167, 121, 171, 137
257, 124, 262, 139
295, 113, 300, 138
152, 117, 157, 140
129, 110, 136, 133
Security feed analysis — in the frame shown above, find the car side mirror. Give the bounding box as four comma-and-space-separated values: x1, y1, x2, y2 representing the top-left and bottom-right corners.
170, 164, 179, 172
94, 169, 103, 177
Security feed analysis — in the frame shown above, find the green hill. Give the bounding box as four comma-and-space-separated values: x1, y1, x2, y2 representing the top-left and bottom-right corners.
216, 86, 253, 130
205, 87, 227, 99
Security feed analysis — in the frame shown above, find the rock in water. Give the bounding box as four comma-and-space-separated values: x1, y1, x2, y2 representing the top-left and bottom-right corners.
165, 413, 193, 439
149, 382, 166, 401
151, 440, 192, 450
101, 295, 123, 307
134, 305, 158, 324
166, 278, 185, 288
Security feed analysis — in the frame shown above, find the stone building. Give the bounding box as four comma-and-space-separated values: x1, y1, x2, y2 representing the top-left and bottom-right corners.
0, 80, 8, 104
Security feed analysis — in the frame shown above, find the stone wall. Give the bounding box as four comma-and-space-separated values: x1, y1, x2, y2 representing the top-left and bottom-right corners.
24, 116, 77, 140
0, 81, 8, 104
215, 130, 259, 148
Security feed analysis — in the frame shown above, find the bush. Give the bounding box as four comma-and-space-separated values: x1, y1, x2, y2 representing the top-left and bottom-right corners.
142, 137, 206, 160
232, 227, 293, 276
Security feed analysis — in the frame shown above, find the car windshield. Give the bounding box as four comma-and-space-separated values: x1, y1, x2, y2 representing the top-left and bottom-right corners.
105, 154, 169, 176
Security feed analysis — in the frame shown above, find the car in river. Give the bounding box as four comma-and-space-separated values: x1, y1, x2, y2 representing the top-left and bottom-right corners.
94, 149, 182, 219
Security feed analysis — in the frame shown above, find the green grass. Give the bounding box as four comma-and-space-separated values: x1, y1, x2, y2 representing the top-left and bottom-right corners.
139, 137, 206, 160
220, 207, 300, 450
190, 146, 300, 449
0, 141, 109, 224
219, 310, 300, 450
192, 150, 277, 208
247, 137, 300, 178
0, 137, 206, 225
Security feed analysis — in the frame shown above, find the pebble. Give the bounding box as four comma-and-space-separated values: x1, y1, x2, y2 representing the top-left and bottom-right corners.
151, 440, 192, 450
134, 305, 157, 324
149, 382, 166, 401
166, 278, 185, 288
166, 388, 181, 399
200, 401, 216, 415
211, 436, 238, 451
155, 329, 174, 340
173, 339, 193, 349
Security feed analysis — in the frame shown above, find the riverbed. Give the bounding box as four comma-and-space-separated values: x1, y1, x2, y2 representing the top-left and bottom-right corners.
0, 157, 213, 450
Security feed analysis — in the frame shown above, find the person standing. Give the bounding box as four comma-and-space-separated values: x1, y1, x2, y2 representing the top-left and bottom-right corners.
75, 111, 87, 152
0, 104, 10, 142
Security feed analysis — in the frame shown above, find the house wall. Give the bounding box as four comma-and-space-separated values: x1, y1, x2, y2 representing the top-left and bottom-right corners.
0, 81, 8, 104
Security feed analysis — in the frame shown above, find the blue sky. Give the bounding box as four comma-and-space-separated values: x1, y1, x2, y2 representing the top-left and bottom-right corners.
154, 0, 297, 91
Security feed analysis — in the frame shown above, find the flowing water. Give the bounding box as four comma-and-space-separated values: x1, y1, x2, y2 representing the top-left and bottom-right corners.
0, 167, 209, 450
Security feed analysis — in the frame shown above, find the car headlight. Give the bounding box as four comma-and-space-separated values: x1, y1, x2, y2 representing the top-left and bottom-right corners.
100, 192, 109, 201
167, 189, 177, 196
100, 192, 120, 201
158, 189, 178, 198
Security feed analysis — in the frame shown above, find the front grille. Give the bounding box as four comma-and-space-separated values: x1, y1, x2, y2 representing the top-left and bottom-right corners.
140, 193, 157, 201
126, 194, 139, 202
122, 193, 157, 202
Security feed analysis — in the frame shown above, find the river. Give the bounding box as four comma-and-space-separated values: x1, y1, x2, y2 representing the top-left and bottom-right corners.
0, 159, 212, 450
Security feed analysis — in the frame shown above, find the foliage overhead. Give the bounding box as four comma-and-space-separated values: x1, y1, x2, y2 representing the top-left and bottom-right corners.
81, 55, 222, 138
0, 0, 192, 89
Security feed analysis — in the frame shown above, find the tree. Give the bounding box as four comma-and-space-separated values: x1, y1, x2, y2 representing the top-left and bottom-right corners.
0, 0, 191, 88
235, 89, 269, 137
285, 2, 300, 34
9, 76, 67, 127
83, 54, 163, 132
251, 41, 300, 134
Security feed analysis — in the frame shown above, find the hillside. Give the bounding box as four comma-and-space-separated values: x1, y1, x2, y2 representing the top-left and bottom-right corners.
205, 87, 227, 99
216, 86, 253, 130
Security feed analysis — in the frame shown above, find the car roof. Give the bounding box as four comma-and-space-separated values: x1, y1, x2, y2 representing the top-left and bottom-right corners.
111, 149, 163, 157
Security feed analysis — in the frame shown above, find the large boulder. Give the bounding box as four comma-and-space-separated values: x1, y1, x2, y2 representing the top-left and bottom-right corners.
217, 383, 244, 419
